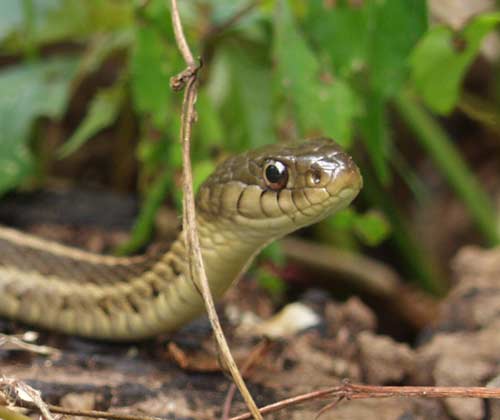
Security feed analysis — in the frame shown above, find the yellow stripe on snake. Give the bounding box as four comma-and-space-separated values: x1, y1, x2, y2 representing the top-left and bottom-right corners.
0, 138, 362, 340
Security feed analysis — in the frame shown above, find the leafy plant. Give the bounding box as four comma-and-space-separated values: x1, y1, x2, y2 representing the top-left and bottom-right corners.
0, 0, 499, 294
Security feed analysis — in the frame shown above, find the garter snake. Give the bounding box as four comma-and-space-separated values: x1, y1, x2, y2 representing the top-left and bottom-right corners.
0, 138, 362, 340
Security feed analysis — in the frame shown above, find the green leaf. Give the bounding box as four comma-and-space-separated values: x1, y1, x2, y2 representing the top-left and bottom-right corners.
410, 12, 500, 114
274, 0, 359, 147
256, 267, 287, 299
75, 30, 133, 84
305, 0, 427, 97
130, 25, 172, 128
353, 210, 391, 246
135, 0, 174, 39
303, 0, 426, 181
210, 0, 254, 25
0, 57, 79, 195
193, 159, 216, 193
305, 1, 370, 78
58, 83, 124, 158
194, 91, 224, 156
40, 0, 131, 42
367, 0, 427, 97
2, 0, 133, 53
359, 91, 391, 183
326, 208, 356, 230
219, 43, 275, 151
325, 208, 390, 247
360, 0, 426, 179
0, 1, 23, 42
261, 241, 286, 267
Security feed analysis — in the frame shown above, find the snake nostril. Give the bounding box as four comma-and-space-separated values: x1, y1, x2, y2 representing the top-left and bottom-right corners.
307, 168, 323, 187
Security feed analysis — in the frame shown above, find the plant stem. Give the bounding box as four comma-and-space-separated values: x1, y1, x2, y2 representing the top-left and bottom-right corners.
362, 164, 446, 295
115, 169, 172, 255
21, 0, 38, 60
395, 90, 499, 246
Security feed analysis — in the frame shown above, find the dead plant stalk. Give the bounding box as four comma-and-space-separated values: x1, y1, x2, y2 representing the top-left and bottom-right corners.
168, 1, 263, 419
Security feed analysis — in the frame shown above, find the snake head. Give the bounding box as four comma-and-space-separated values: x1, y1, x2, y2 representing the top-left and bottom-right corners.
197, 138, 362, 239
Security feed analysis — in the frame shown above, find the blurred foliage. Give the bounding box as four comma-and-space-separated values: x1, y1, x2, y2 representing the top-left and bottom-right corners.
0, 0, 499, 294
0, 57, 78, 192
411, 12, 500, 114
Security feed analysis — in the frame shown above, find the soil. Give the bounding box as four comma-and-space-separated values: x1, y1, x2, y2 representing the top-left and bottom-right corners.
0, 191, 498, 420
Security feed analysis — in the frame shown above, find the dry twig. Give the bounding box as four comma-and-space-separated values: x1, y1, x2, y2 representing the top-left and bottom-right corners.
0, 377, 55, 420
168, 1, 263, 419
0, 333, 60, 356
228, 381, 500, 420
20, 403, 162, 420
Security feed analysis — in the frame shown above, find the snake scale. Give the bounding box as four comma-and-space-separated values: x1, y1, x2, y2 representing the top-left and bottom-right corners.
0, 138, 362, 340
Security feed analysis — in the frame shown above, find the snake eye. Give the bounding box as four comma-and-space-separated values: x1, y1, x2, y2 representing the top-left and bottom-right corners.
263, 160, 288, 190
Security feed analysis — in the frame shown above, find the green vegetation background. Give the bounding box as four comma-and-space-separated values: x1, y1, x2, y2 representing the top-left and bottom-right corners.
0, 0, 499, 295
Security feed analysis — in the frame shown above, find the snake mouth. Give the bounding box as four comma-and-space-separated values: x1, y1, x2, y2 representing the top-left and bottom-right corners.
288, 164, 361, 234
326, 161, 363, 202
300, 172, 362, 227
302, 150, 363, 217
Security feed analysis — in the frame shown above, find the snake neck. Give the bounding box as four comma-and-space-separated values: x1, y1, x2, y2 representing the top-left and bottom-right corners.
0, 213, 267, 340
194, 212, 269, 297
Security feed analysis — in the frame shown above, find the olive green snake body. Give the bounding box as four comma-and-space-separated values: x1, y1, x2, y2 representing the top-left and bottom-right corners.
0, 138, 362, 340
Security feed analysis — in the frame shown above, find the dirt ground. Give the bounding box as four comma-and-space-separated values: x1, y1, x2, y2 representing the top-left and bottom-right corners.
0, 194, 499, 420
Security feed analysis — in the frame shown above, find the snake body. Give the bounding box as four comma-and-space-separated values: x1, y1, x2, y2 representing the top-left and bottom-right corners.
0, 138, 362, 340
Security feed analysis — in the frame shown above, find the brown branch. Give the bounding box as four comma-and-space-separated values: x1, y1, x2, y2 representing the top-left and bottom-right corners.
228, 382, 500, 420
20, 403, 162, 420
170, 0, 194, 66
229, 387, 335, 420
168, 1, 262, 419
